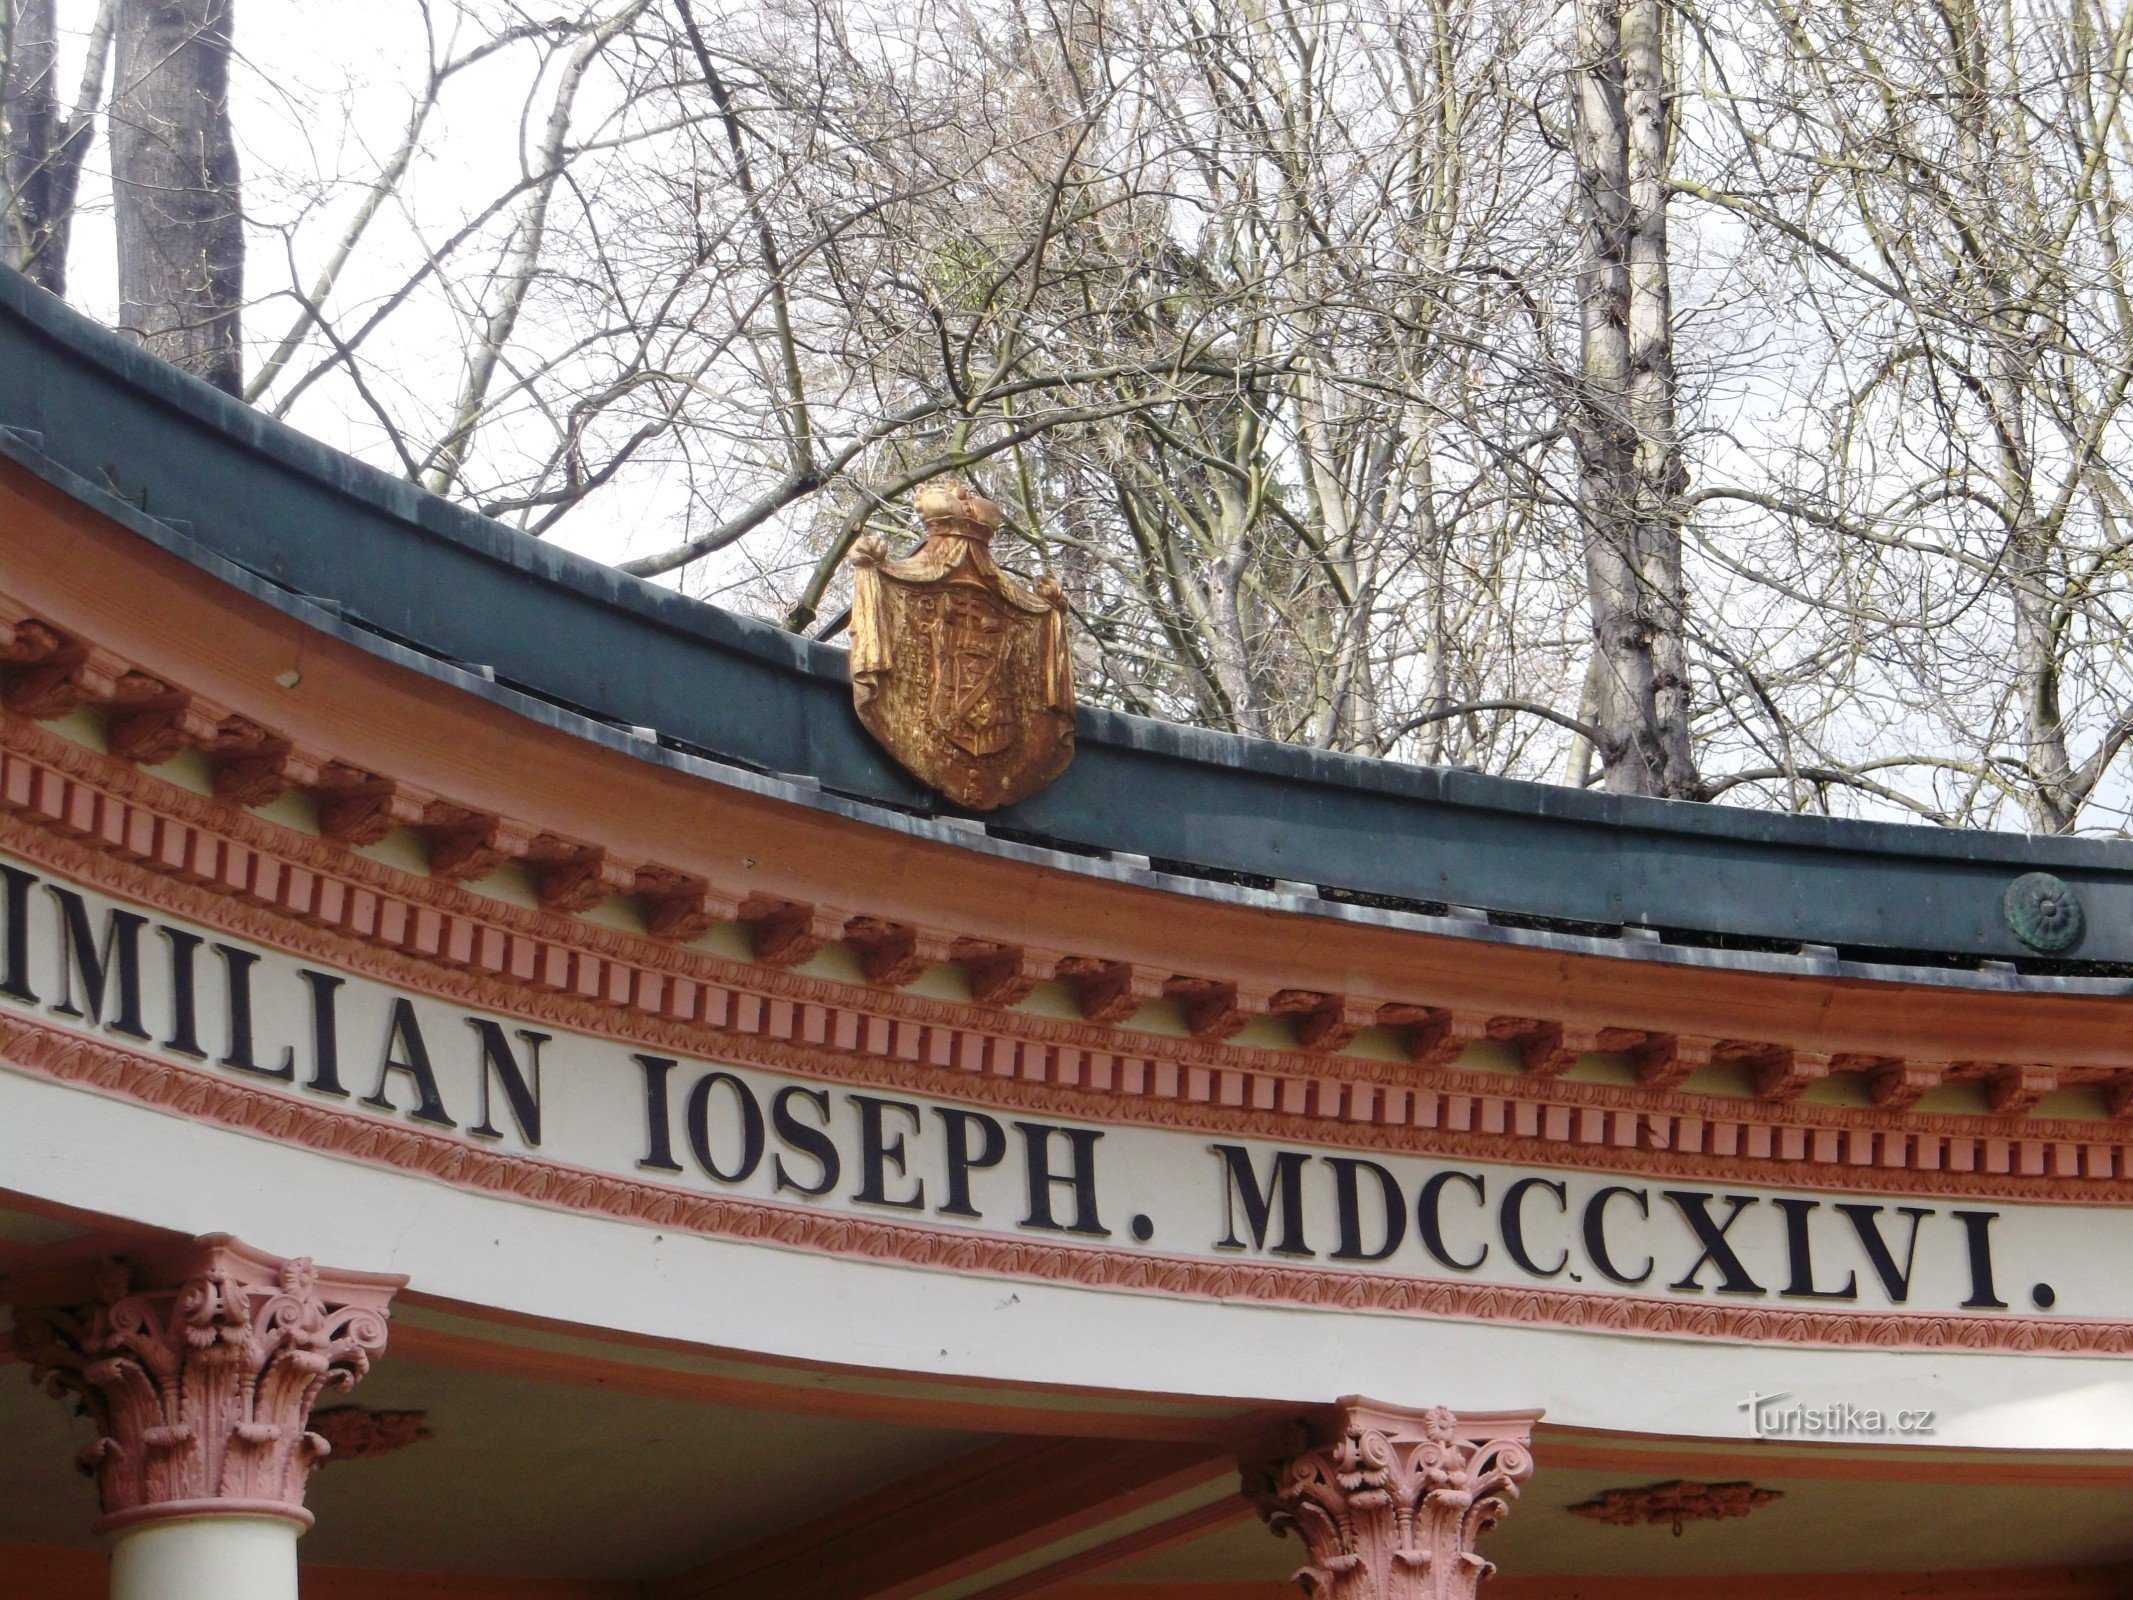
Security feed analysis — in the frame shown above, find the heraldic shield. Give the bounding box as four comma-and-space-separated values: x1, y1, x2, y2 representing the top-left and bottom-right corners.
846, 482, 1075, 809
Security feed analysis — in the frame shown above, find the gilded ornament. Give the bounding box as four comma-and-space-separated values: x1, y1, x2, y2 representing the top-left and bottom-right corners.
846, 482, 1075, 809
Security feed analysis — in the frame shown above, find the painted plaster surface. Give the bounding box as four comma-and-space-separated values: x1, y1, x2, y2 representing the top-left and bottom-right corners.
0, 742, 2130, 1450
0, 852, 2120, 1334
11, 1040, 2133, 1448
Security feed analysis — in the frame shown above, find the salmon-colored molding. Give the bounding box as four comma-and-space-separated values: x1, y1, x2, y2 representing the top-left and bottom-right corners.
5, 1011, 2131, 1354
6, 723, 2133, 1201
3, 601, 2130, 1121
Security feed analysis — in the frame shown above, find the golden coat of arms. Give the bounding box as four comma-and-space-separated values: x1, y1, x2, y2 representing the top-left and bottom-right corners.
847, 483, 1075, 809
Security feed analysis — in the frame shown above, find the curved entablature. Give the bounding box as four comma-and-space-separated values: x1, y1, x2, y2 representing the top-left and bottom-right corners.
10, 261, 2133, 1478
3, 267, 2133, 984
0, 263, 2121, 1128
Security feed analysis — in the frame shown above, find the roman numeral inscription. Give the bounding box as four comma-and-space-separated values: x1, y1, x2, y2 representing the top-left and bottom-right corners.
0, 855, 2080, 1320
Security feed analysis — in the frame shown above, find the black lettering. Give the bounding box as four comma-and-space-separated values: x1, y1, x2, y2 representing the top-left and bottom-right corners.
1775, 1198, 1858, 1301
160, 927, 205, 1058
467, 1019, 546, 1146
686, 1071, 764, 1183
1016, 1122, 1108, 1236
1664, 1192, 1765, 1295
935, 1106, 1006, 1218
361, 997, 455, 1126
1954, 1209, 2009, 1309
47, 887, 147, 1040
1836, 1203, 1933, 1305
852, 1095, 925, 1209
1500, 1177, 1569, 1278
771, 1086, 839, 1197
633, 1054, 683, 1172
215, 944, 291, 1081
0, 864, 36, 1003
1211, 1145, 1313, 1257
1582, 1185, 1653, 1286
298, 969, 346, 1096
1327, 1157, 1405, 1262
1417, 1170, 1489, 1271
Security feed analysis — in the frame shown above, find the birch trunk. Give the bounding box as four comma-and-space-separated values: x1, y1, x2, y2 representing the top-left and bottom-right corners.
1571, 0, 1699, 798
1946, 0, 2074, 830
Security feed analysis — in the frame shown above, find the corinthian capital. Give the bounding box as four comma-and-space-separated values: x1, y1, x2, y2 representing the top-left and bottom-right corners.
6, 1234, 404, 1533
1243, 1399, 1539, 1600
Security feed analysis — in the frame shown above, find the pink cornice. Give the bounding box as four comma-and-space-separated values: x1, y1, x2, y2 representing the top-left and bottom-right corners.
4, 1010, 2132, 1355
0, 716, 2129, 1204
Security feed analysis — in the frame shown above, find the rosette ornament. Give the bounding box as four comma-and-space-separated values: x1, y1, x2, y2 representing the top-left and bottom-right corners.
7, 1234, 403, 1532
1244, 1399, 1539, 1600
2002, 871, 2084, 953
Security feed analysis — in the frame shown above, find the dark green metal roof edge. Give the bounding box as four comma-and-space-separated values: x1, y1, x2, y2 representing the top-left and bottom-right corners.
4, 264, 2132, 980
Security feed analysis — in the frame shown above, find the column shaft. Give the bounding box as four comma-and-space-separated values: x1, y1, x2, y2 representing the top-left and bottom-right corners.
109, 1516, 300, 1600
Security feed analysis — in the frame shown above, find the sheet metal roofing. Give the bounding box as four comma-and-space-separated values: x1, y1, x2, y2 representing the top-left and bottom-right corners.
4, 265, 2130, 989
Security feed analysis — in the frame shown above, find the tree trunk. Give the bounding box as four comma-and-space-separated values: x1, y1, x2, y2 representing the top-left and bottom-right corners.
111, 0, 240, 393
3, 0, 63, 284
1206, 516, 1264, 739
3, 0, 112, 293
1570, 0, 1699, 798
1944, 0, 2073, 831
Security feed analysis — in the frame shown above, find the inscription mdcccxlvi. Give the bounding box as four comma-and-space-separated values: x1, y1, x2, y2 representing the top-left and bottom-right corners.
0, 861, 2052, 1314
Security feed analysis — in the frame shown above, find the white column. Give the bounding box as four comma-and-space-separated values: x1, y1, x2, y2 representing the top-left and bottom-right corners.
108, 1516, 302, 1600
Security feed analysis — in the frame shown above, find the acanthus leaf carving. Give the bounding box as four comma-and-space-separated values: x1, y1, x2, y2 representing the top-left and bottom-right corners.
1409, 1012, 1490, 1070
953, 939, 1060, 1008
99, 672, 227, 767
528, 843, 638, 915
1272, 991, 1380, 1054
1058, 957, 1164, 1025
845, 916, 955, 988
423, 813, 537, 883
0, 615, 68, 664
1871, 1062, 1945, 1112
1632, 1033, 1697, 1090
636, 867, 739, 944
1987, 1064, 2057, 1117
208, 719, 325, 808
1166, 976, 1272, 1041
3, 640, 126, 721
1243, 1400, 1538, 1600
742, 896, 843, 968
1754, 1050, 1832, 1103
5, 1235, 402, 1532
313, 768, 435, 848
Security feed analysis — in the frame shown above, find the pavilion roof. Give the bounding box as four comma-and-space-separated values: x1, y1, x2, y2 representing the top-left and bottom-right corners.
2, 264, 2126, 989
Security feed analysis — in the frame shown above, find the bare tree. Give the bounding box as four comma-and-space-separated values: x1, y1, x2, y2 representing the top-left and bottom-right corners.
1569, 0, 1698, 798
1679, 0, 2133, 831
21, 0, 2133, 831
0, 0, 115, 292
110, 0, 240, 390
